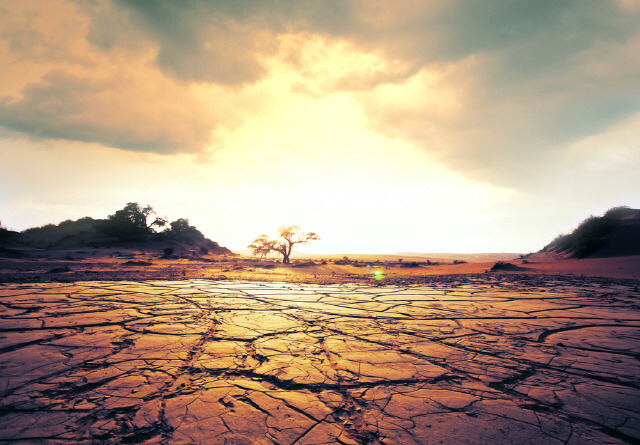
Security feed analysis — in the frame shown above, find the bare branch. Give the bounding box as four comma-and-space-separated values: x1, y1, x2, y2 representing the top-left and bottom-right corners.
248, 226, 320, 263
247, 234, 276, 258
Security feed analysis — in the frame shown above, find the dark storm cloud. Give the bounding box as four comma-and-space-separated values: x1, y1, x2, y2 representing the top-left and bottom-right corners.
0, 0, 218, 153
109, 0, 355, 85
0, 69, 213, 153
116, 0, 635, 85
112, 0, 640, 156
336, 1, 640, 186
108, 1, 273, 85
1, 0, 638, 182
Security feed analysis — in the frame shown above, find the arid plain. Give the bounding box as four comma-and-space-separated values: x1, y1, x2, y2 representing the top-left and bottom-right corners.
3, 0, 640, 442
1, 249, 639, 444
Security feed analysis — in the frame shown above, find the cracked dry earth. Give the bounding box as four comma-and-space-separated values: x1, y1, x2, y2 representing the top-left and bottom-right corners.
1, 279, 640, 444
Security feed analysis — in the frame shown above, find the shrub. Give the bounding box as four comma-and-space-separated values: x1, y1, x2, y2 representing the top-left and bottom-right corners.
603, 206, 634, 219
400, 261, 421, 268
543, 206, 629, 258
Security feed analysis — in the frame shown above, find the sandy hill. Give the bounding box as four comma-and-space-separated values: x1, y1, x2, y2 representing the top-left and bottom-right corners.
541, 206, 640, 258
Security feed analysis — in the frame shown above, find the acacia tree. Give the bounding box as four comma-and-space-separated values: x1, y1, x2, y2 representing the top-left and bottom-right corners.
248, 226, 319, 264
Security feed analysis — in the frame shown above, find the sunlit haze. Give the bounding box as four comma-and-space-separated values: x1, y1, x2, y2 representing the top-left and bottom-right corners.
2, 1, 639, 254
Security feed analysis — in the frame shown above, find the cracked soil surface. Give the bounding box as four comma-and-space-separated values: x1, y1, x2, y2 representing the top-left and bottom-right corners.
1, 277, 639, 444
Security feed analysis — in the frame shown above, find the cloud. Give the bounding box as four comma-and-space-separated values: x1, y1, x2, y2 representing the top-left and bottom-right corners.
338, 1, 640, 186
102, 1, 278, 85
275, 1, 640, 187
1, 0, 639, 185
0, 0, 218, 153
0, 68, 215, 153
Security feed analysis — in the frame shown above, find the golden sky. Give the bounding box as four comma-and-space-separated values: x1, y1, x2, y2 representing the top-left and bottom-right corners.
1, 0, 640, 253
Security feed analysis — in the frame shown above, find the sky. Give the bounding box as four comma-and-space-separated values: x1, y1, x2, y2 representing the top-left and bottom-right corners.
1, 0, 640, 254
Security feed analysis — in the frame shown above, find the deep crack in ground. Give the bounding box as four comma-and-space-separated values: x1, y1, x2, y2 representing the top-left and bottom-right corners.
0, 278, 639, 444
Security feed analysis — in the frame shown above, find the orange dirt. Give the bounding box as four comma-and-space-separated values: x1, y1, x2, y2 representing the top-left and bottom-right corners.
1, 248, 639, 283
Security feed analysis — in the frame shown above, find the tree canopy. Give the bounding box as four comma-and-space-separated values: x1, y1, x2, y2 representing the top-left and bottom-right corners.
101, 202, 166, 241
168, 218, 204, 242
248, 226, 319, 264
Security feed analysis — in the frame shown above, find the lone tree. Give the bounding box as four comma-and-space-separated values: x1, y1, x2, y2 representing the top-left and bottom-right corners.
248, 226, 319, 264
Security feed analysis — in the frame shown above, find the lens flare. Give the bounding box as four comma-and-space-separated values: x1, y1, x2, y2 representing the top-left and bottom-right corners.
374, 270, 385, 281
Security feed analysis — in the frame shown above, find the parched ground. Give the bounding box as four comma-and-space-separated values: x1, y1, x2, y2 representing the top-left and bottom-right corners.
1, 248, 640, 284
1, 277, 640, 444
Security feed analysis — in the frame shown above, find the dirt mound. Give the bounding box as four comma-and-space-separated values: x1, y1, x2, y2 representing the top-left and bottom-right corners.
121, 261, 153, 266
490, 261, 528, 271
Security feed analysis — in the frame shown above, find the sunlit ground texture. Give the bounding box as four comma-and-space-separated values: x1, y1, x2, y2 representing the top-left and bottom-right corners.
1, 279, 639, 444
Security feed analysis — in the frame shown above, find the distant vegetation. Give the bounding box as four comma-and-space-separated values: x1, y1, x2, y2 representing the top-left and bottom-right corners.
542, 206, 638, 258
99, 202, 167, 242
0, 221, 20, 249
1, 202, 231, 254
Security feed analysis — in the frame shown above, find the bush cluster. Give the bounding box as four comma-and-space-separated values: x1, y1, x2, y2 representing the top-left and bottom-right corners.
544, 206, 630, 258
6, 203, 219, 251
